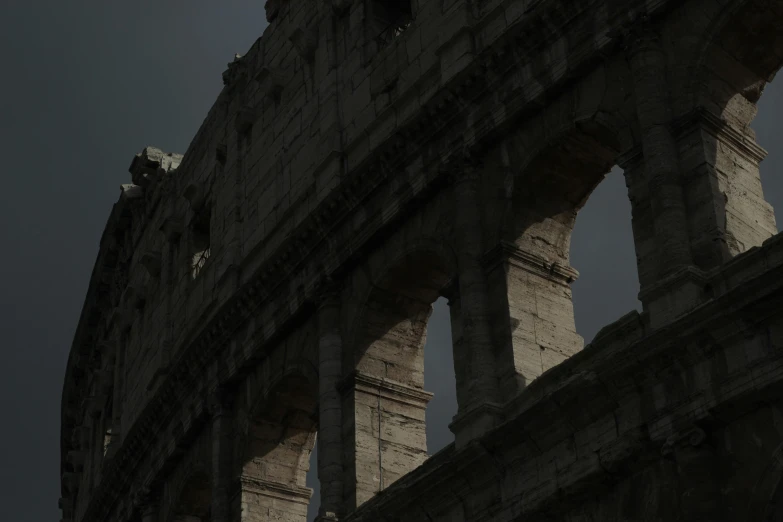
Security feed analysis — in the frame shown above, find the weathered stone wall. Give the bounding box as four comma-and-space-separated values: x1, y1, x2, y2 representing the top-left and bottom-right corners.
342, 234, 783, 521
60, 0, 783, 520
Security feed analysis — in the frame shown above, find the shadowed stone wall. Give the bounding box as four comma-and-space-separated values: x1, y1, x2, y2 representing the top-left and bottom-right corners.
60, 0, 783, 521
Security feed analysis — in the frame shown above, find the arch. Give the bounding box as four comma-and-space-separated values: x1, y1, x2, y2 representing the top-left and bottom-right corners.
678, 0, 781, 268
506, 122, 624, 263
484, 70, 635, 396
690, 0, 783, 128
500, 60, 635, 266
348, 236, 459, 363
239, 362, 318, 522
343, 236, 459, 508
352, 239, 458, 386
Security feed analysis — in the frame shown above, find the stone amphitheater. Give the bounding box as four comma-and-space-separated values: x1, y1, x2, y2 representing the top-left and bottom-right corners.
61, 0, 783, 520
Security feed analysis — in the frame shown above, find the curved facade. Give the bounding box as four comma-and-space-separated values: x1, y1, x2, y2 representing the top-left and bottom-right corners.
61, 0, 783, 521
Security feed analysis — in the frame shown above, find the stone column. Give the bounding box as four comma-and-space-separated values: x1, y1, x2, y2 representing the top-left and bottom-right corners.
448, 161, 502, 448
209, 391, 235, 522
316, 288, 344, 521
620, 153, 661, 294
626, 21, 693, 277
676, 109, 777, 268
623, 20, 710, 328
483, 242, 583, 400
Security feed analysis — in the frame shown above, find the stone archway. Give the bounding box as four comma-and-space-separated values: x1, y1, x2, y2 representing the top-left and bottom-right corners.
678, 0, 783, 270
343, 240, 458, 509
483, 78, 633, 397
239, 369, 318, 521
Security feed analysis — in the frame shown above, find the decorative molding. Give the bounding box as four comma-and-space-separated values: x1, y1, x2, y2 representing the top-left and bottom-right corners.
671, 106, 768, 164
339, 371, 434, 407
636, 264, 709, 303
448, 401, 505, 438
239, 476, 313, 504
482, 241, 579, 287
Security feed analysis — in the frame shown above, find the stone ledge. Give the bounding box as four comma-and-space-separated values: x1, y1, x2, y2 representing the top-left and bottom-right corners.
483, 240, 580, 287
238, 477, 313, 505
339, 371, 434, 408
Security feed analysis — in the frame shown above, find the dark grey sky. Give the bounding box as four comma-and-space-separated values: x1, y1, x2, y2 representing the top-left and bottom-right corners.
0, 3, 780, 522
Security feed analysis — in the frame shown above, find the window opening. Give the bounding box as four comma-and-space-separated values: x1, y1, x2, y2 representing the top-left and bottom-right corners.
190, 205, 211, 279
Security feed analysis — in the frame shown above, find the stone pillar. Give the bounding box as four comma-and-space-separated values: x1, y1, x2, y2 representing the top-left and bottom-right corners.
341, 371, 432, 509
340, 282, 433, 509
626, 21, 693, 277
622, 20, 713, 329
316, 289, 344, 521
442, 282, 470, 412
209, 391, 235, 522
238, 478, 312, 521
483, 242, 583, 399
448, 162, 503, 448
620, 153, 661, 294
675, 108, 777, 269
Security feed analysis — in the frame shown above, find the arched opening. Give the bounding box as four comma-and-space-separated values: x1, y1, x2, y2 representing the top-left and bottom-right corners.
500, 121, 632, 386
345, 246, 456, 508
423, 297, 458, 454
570, 166, 641, 344
241, 374, 318, 522
755, 78, 783, 221
685, 0, 783, 271
171, 470, 211, 522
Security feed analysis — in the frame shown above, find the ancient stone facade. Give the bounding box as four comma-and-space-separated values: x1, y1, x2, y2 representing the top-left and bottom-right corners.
61, 0, 783, 520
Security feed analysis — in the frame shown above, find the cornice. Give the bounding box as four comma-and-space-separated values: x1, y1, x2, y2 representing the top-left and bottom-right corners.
671, 106, 768, 164
339, 371, 434, 408
482, 240, 580, 287
239, 477, 312, 504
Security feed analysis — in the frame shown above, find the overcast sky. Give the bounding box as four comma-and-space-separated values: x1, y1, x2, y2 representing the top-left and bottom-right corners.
0, 3, 780, 522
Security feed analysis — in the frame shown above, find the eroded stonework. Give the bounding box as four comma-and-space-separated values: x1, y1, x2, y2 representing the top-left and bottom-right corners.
61, 0, 783, 521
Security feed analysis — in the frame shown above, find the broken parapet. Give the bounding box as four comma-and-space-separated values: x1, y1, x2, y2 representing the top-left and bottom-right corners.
128, 147, 183, 187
